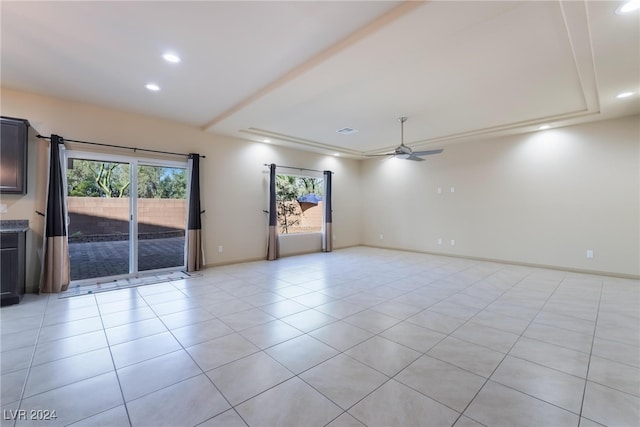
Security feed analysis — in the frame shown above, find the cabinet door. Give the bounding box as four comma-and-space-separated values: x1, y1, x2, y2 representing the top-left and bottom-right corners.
0, 246, 18, 296
0, 117, 29, 194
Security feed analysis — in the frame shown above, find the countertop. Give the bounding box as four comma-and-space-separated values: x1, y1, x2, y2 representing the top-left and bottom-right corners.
0, 219, 29, 233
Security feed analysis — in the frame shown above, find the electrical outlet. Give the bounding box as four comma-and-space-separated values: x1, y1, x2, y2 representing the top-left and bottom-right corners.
379, 234, 384, 240
450, 187, 455, 193
437, 238, 442, 245
0, 204, 7, 214
450, 239, 456, 246
586, 250, 594, 259
437, 187, 442, 194
218, 245, 224, 253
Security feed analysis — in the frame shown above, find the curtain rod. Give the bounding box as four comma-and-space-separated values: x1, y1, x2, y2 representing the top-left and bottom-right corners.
37, 135, 205, 158
264, 164, 333, 174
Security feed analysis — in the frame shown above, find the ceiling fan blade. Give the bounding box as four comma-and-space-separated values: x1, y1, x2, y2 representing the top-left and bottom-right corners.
405, 154, 425, 161
411, 149, 444, 156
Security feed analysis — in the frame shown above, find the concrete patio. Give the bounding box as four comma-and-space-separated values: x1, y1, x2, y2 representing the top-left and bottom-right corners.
69, 236, 185, 281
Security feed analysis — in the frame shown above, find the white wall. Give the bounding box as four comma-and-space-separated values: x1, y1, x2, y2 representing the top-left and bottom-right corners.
2, 87, 637, 289
361, 115, 640, 277
0, 88, 362, 291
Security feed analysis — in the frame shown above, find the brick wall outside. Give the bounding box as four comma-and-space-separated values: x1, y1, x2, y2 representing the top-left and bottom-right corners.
280, 201, 324, 234
67, 197, 186, 238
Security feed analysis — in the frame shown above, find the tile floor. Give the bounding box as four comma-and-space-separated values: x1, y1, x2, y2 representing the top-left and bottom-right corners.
1, 247, 639, 427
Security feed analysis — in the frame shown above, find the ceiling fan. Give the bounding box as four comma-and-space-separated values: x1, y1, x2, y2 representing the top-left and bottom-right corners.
369, 116, 443, 161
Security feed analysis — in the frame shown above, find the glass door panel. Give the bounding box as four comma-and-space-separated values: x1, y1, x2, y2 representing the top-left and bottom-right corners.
66, 158, 131, 281
137, 165, 187, 272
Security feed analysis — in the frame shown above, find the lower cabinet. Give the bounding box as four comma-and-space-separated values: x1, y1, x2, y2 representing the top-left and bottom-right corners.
1, 231, 26, 306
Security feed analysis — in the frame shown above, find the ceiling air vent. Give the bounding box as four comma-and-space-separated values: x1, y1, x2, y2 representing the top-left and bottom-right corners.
336, 127, 359, 135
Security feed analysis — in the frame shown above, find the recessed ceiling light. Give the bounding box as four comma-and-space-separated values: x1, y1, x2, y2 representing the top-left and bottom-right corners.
616, 91, 634, 98
333, 153, 340, 156
162, 52, 181, 63
616, 0, 640, 14
263, 139, 271, 143
538, 125, 550, 130
145, 83, 160, 91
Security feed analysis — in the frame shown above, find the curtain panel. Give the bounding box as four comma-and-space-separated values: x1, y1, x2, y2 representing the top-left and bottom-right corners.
40, 134, 70, 293
266, 163, 279, 260
323, 170, 333, 252
186, 153, 203, 271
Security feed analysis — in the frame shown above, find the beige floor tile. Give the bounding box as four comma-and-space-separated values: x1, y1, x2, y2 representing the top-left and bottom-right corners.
37, 316, 104, 343
18, 372, 123, 427
523, 323, 593, 354
172, 319, 234, 347
370, 301, 423, 320
207, 351, 293, 405
127, 374, 229, 427
579, 417, 606, 427
453, 415, 485, 427
0, 329, 40, 352
42, 306, 100, 326
452, 322, 520, 353
349, 379, 459, 427
380, 321, 446, 352
465, 380, 578, 427
428, 336, 505, 378
219, 308, 275, 331
118, 349, 202, 401
345, 336, 421, 376
150, 298, 201, 316
100, 306, 157, 329
343, 310, 400, 334
587, 355, 640, 397
236, 377, 342, 427
509, 337, 590, 378
1, 368, 27, 404
533, 311, 596, 335
0, 314, 42, 335
110, 331, 181, 369
24, 348, 114, 398
341, 292, 388, 309
396, 355, 485, 412
31, 330, 108, 366
315, 300, 365, 319
280, 309, 337, 333
301, 354, 388, 409
198, 409, 247, 427
241, 291, 285, 307
97, 297, 150, 315
292, 291, 336, 308
582, 381, 640, 427
470, 310, 530, 335
260, 300, 309, 318
326, 412, 365, 427
160, 307, 215, 330
105, 317, 167, 345
1, 346, 33, 374
238, 319, 302, 349
591, 337, 640, 368
275, 285, 313, 299
406, 310, 466, 334
490, 355, 585, 414
310, 321, 374, 352
67, 405, 130, 427
265, 334, 338, 374
186, 333, 259, 371
429, 300, 481, 320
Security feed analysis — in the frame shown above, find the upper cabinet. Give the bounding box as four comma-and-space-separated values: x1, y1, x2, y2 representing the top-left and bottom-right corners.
0, 116, 29, 195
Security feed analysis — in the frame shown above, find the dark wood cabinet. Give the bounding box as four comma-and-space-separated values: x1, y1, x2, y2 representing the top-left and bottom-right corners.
1, 231, 26, 306
0, 116, 29, 194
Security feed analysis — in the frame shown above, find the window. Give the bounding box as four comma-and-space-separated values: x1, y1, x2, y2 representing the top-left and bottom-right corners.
276, 174, 324, 234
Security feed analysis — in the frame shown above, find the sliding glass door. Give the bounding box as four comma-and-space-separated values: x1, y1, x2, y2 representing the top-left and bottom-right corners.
137, 164, 187, 272
66, 151, 187, 282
